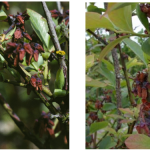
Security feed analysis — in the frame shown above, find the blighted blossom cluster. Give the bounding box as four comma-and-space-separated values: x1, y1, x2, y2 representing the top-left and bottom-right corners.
33, 111, 55, 138
3, 10, 45, 66
132, 69, 150, 136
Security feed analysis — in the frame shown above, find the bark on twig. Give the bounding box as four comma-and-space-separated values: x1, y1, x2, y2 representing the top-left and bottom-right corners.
57, 1, 63, 14
116, 34, 136, 106
42, 1, 61, 51
0, 93, 45, 149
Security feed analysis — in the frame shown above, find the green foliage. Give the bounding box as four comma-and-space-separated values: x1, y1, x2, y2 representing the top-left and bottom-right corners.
86, 2, 148, 149
90, 121, 108, 134
98, 136, 117, 149
55, 68, 65, 90
27, 8, 51, 49
0, 9, 7, 20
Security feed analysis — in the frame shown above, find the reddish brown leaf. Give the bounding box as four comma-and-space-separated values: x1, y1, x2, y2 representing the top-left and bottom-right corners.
125, 134, 150, 149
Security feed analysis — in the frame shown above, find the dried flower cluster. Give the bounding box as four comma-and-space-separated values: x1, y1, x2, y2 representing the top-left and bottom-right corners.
34, 111, 55, 138
140, 3, 150, 17
27, 74, 42, 95
50, 9, 69, 25
0, 1, 9, 10
132, 69, 150, 136
3, 10, 45, 66
4, 42, 44, 66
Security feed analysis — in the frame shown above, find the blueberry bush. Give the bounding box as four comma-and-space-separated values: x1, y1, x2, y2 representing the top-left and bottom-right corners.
86, 2, 150, 149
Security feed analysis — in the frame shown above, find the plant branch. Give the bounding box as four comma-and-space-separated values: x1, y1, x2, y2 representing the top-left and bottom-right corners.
42, 1, 61, 51
3, 79, 27, 87
0, 45, 57, 114
57, 2, 63, 14
0, 93, 45, 149
116, 34, 136, 106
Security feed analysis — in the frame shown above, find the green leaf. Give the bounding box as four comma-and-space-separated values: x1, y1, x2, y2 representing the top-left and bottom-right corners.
27, 8, 50, 49
123, 38, 147, 65
42, 52, 50, 60
136, 4, 149, 32
107, 4, 133, 31
90, 121, 108, 134
125, 134, 150, 149
119, 108, 134, 115
98, 35, 130, 61
98, 63, 115, 87
98, 136, 117, 149
106, 114, 124, 119
142, 37, 150, 56
87, 5, 105, 14
0, 9, 7, 20
55, 68, 65, 90
53, 89, 66, 97
5, 26, 16, 40
126, 57, 144, 70
102, 103, 116, 111
101, 59, 114, 71
107, 3, 133, 13
86, 75, 108, 87
86, 12, 116, 31
86, 54, 94, 71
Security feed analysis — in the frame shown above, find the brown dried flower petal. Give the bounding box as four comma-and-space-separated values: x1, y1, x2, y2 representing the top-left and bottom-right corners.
0, 2, 9, 10
7, 42, 17, 49
46, 127, 54, 137
137, 85, 142, 97
48, 120, 54, 126
33, 50, 39, 62
24, 43, 33, 54
26, 53, 32, 65
35, 43, 45, 52
20, 25, 25, 32
23, 32, 32, 41
14, 28, 23, 40
30, 75, 37, 87
14, 54, 18, 67
16, 43, 22, 52
19, 48, 25, 61
142, 87, 147, 99
16, 15, 24, 24
36, 78, 42, 91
